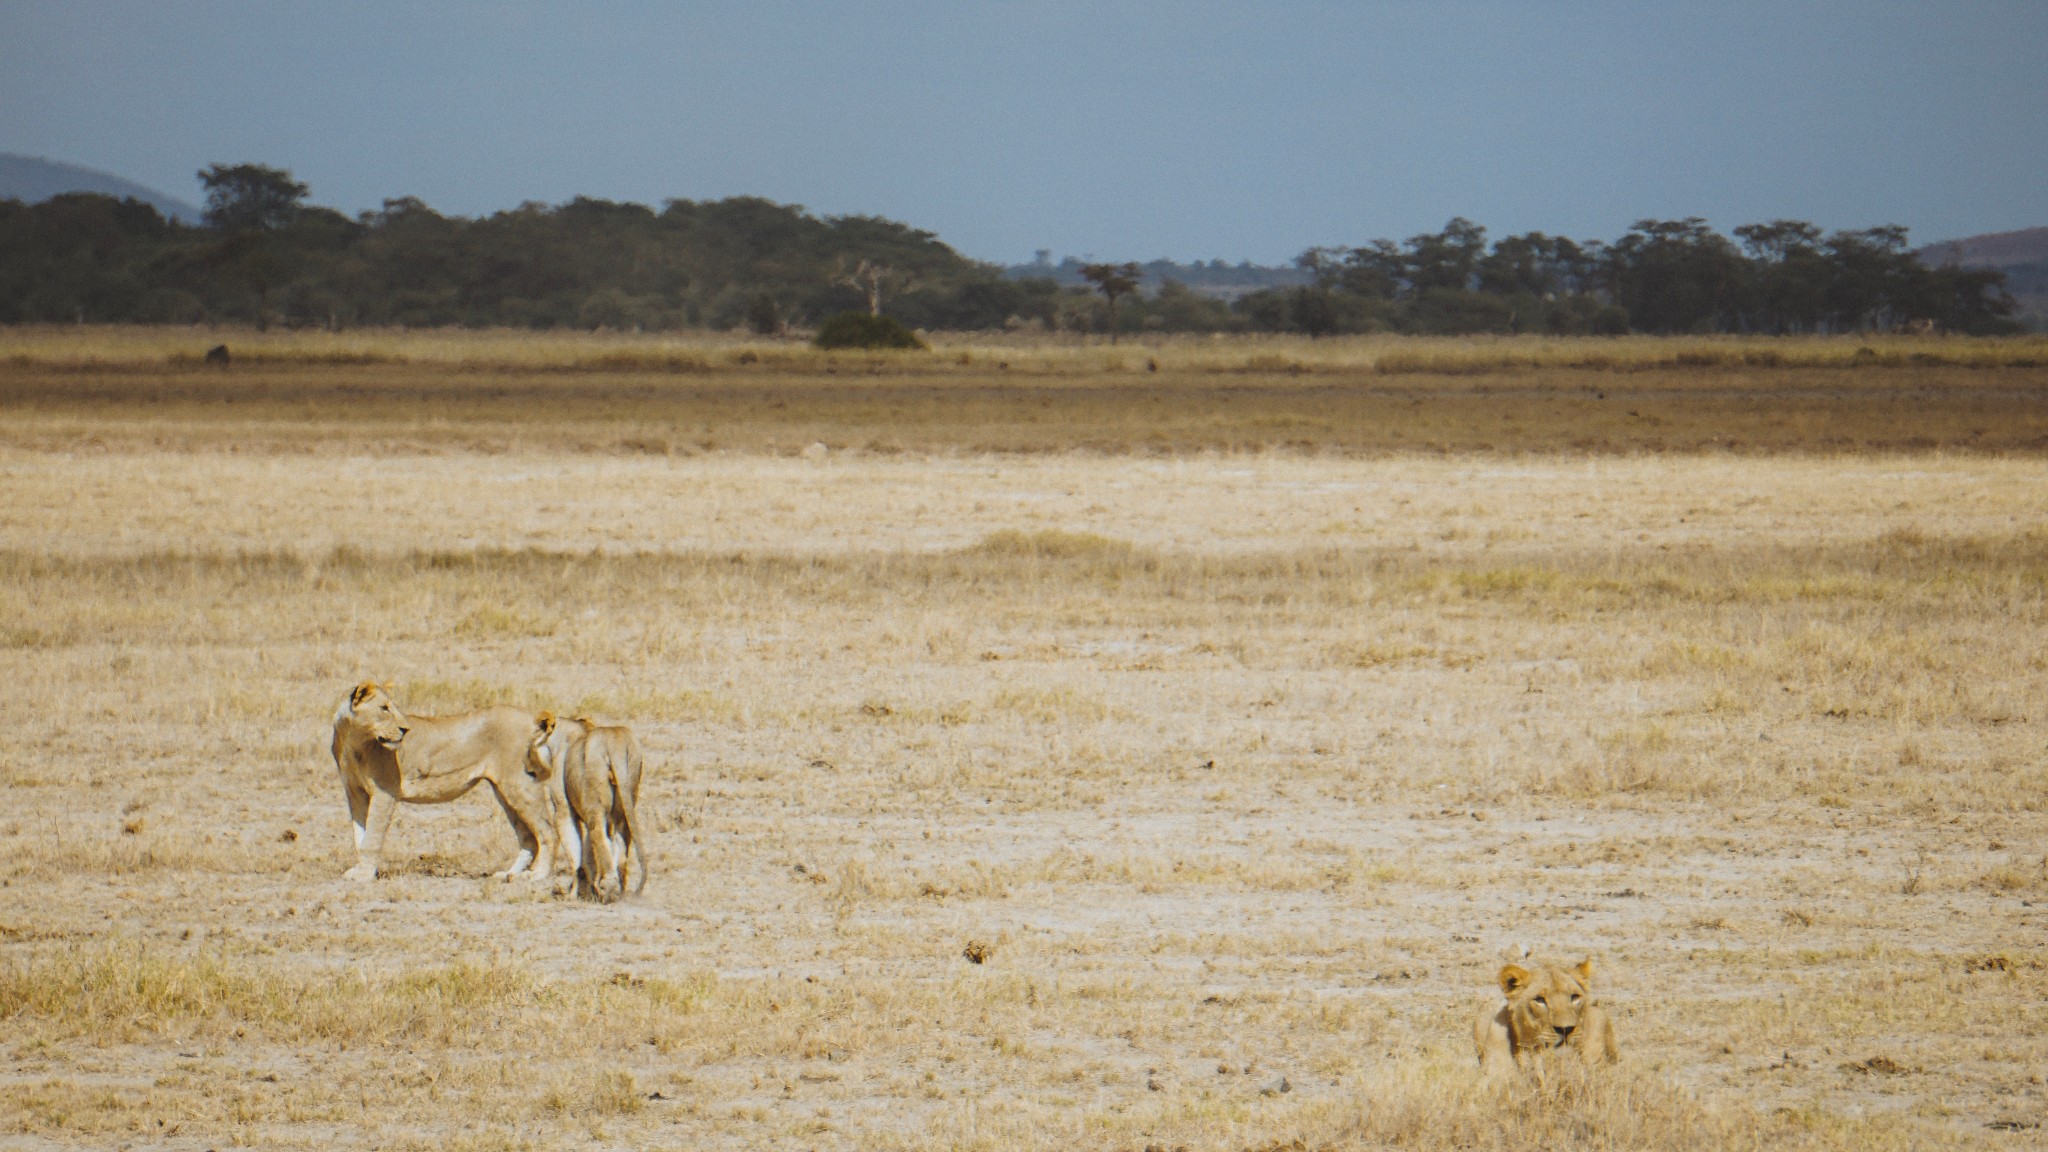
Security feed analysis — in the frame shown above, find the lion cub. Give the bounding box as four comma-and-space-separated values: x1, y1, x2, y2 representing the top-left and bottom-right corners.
1475, 958, 1620, 1071
527, 713, 648, 901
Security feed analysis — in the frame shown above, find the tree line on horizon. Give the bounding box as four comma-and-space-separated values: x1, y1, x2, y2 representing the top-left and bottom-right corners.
0, 163, 2022, 336
1242, 217, 2018, 336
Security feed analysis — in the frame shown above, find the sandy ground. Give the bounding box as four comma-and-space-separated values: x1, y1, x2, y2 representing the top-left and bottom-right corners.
3, 446, 2046, 1149
5, 449, 2042, 556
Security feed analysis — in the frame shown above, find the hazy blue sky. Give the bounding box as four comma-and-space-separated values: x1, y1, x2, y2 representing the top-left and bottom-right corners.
3, 1, 2042, 263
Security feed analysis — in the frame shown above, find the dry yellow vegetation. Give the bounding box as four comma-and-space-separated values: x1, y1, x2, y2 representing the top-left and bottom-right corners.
5, 323, 2046, 374
6, 326, 2047, 459
2, 330, 2045, 1149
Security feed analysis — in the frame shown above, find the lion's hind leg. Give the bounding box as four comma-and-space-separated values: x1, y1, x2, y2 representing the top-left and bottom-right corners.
546, 777, 577, 878
581, 815, 619, 901
614, 751, 648, 895
604, 796, 631, 896
552, 793, 583, 894
582, 745, 629, 902
608, 817, 629, 894
567, 778, 617, 901
486, 781, 542, 880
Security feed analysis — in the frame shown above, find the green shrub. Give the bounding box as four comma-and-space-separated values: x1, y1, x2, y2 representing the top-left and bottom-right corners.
813, 312, 927, 350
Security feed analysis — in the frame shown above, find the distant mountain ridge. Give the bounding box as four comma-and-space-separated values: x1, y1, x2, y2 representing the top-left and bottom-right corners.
0, 153, 201, 223
1917, 226, 2048, 269
1917, 227, 2048, 330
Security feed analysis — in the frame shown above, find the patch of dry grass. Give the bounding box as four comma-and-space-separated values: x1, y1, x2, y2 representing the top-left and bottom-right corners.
4, 324, 2045, 375
2, 345, 2045, 1148
3, 329, 2048, 458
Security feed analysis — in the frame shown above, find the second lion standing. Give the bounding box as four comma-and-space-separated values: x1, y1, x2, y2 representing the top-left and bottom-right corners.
528, 713, 650, 901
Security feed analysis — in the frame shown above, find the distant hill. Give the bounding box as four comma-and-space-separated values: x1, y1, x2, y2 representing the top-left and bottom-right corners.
1003, 253, 1310, 301
1917, 227, 2048, 330
0, 153, 201, 223
1917, 226, 2048, 269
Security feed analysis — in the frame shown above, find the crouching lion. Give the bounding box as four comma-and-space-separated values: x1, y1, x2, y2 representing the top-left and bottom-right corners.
330, 682, 558, 882
1475, 958, 1620, 1071
527, 713, 648, 901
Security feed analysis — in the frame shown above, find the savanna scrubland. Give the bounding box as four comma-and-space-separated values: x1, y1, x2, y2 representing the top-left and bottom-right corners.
3, 328, 2047, 1150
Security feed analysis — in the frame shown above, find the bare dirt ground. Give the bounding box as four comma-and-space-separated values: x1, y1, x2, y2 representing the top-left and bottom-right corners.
2, 341, 2046, 1149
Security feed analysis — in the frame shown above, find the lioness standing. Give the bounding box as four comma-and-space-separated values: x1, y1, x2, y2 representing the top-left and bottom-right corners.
527, 713, 648, 901
330, 682, 558, 882
1475, 958, 1620, 1071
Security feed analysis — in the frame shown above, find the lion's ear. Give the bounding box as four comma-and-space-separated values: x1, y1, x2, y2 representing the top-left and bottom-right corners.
1498, 964, 1533, 995
350, 681, 379, 707
535, 711, 555, 736
1574, 958, 1595, 985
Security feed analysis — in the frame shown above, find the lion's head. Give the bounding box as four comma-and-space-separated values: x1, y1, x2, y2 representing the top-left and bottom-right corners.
1496, 959, 1598, 1053
342, 681, 410, 749
526, 712, 559, 779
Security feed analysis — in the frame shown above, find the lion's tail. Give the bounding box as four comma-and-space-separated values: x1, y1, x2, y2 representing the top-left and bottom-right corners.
613, 737, 650, 895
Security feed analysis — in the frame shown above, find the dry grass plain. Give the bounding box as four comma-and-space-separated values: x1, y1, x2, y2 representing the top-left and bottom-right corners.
3, 329, 2047, 1150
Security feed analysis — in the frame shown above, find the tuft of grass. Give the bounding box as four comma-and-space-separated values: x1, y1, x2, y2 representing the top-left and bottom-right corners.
0, 942, 728, 1051
966, 529, 1140, 561
455, 605, 556, 639
539, 1068, 644, 1118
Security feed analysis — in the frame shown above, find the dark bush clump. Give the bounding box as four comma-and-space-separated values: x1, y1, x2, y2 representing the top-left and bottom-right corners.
813, 312, 927, 350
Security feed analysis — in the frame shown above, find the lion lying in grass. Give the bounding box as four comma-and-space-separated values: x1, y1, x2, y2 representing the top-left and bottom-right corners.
1475, 958, 1620, 1071
330, 682, 557, 882
527, 713, 648, 901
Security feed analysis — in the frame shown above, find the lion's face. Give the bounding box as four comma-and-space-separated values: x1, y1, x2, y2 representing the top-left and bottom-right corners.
1498, 959, 1596, 1052
345, 682, 411, 749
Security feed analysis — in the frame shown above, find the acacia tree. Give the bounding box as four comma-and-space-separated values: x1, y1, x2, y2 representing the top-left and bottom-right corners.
1734, 220, 1829, 333
1079, 261, 1142, 342
1288, 287, 1340, 337
1404, 217, 1487, 293
198, 163, 308, 232
1605, 218, 1748, 333
1337, 240, 1405, 299
196, 164, 312, 329
1290, 249, 1344, 336
1822, 226, 1914, 331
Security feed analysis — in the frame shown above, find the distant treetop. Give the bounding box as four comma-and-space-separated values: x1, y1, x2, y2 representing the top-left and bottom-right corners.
199, 163, 309, 232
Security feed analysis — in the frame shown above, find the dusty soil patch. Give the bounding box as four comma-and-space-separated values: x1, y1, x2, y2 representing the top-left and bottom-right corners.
2, 357, 2045, 1149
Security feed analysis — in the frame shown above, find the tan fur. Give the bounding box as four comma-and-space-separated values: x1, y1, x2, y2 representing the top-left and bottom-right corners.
330, 682, 558, 882
527, 714, 649, 902
1474, 958, 1620, 1072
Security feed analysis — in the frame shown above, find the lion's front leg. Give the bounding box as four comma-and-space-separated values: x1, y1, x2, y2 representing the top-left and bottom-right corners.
346, 788, 397, 882
341, 778, 371, 853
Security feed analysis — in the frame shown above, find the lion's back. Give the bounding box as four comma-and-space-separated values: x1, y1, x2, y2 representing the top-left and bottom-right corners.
578, 723, 642, 791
